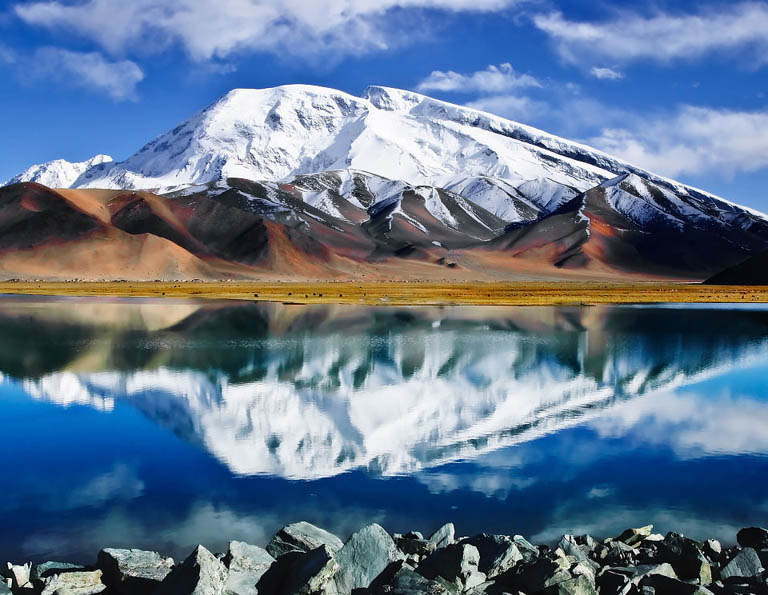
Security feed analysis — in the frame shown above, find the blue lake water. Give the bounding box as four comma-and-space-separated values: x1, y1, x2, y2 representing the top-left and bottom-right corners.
0, 296, 767, 563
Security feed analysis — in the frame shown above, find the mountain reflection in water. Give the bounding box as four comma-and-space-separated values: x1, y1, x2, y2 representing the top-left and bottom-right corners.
0, 298, 766, 562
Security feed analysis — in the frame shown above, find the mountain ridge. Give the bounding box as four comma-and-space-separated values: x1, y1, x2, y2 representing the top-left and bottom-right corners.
2, 84, 768, 281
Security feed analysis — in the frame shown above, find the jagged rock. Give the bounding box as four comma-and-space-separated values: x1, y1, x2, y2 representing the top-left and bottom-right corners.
0, 580, 10, 595
6, 563, 31, 592
511, 535, 540, 563
705, 540, 723, 560
31, 563, 85, 584
505, 557, 571, 593
330, 523, 403, 594
266, 522, 344, 559
720, 548, 764, 582
222, 541, 275, 595
404, 532, 424, 540
417, 543, 485, 590
596, 569, 630, 595
395, 536, 435, 558
429, 524, 455, 550
540, 574, 597, 595
658, 533, 711, 584
602, 540, 638, 567
616, 526, 654, 547
40, 570, 106, 595
736, 527, 768, 550
462, 534, 522, 578
371, 562, 452, 595
97, 548, 174, 594
641, 574, 716, 595
278, 544, 338, 595
558, 535, 597, 568
156, 545, 227, 595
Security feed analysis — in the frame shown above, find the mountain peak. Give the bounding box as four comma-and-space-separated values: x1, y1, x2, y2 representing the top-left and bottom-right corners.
4, 154, 113, 188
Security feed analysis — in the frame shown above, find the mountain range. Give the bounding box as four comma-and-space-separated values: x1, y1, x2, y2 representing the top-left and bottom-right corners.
3, 85, 767, 281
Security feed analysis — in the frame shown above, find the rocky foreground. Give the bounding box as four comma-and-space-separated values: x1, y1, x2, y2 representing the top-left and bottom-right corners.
3, 523, 768, 595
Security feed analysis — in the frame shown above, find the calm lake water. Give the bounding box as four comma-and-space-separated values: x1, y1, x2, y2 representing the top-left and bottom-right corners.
1, 296, 767, 563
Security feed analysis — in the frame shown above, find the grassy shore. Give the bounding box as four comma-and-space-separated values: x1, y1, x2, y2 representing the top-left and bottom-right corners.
0, 281, 766, 305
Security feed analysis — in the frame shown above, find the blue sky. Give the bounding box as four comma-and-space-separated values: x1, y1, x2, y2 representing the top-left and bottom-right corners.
2, 0, 768, 211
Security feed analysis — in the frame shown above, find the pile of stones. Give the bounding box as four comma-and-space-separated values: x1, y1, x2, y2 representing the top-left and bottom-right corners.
3, 522, 767, 594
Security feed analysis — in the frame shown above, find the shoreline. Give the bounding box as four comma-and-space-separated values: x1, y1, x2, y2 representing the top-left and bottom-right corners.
3, 521, 766, 595
0, 281, 767, 306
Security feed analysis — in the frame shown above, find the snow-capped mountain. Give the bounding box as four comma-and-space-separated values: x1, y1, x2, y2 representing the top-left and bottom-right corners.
5, 154, 112, 188
3, 84, 768, 281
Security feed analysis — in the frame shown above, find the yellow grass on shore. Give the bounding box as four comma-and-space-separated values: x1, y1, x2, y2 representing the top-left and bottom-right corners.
0, 281, 766, 306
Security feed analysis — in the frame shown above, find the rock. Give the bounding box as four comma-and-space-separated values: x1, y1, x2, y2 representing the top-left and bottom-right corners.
0, 581, 10, 595
558, 535, 596, 567
511, 535, 540, 563
156, 545, 227, 595
279, 544, 338, 595
720, 548, 764, 582
641, 574, 716, 595
266, 522, 344, 559
505, 557, 571, 594
31, 563, 85, 584
659, 532, 711, 584
6, 563, 31, 591
395, 536, 435, 558
222, 541, 275, 595
417, 543, 485, 590
97, 548, 174, 594
371, 563, 452, 595
616, 526, 654, 547
736, 527, 768, 550
428, 524, 456, 550
330, 523, 403, 595
404, 532, 424, 540
603, 540, 638, 567
540, 574, 597, 595
462, 534, 522, 578
596, 569, 631, 595
704, 540, 723, 561
40, 570, 106, 595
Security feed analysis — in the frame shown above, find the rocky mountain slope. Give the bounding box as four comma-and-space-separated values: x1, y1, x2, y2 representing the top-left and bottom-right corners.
3, 85, 768, 281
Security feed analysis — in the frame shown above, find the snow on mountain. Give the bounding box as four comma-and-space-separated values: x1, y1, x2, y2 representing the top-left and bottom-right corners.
5, 154, 112, 188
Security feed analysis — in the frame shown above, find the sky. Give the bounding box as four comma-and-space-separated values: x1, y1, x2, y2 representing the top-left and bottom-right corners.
1, 0, 768, 211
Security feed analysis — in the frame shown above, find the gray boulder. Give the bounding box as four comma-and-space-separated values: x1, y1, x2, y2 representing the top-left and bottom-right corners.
222, 541, 275, 595
266, 522, 343, 559
505, 557, 571, 593
540, 574, 597, 595
736, 527, 768, 550
330, 523, 403, 594
0, 580, 10, 595
641, 574, 715, 595
557, 535, 596, 568
429, 524, 456, 550
616, 525, 654, 547
156, 545, 228, 595
32, 563, 85, 585
512, 535, 540, 563
720, 548, 764, 582
395, 536, 435, 558
40, 570, 106, 595
97, 548, 174, 594
370, 562, 452, 595
462, 534, 523, 578
6, 563, 31, 592
417, 543, 486, 590
279, 544, 338, 595
659, 532, 711, 584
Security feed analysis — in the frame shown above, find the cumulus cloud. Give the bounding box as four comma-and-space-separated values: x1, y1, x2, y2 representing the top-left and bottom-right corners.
590, 66, 623, 80
533, 3, 768, 66
15, 0, 521, 62
589, 106, 768, 178
416, 63, 540, 93
27, 48, 144, 100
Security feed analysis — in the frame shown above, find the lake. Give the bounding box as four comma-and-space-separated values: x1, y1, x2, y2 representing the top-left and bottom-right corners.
0, 296, 766, 564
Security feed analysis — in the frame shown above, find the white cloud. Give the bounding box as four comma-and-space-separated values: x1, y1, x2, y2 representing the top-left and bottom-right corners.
465, 94, 547, 121
589, 106, 768, 178
534, 3, 768, 66
15, 0, 521, 62
416, 62, 540, 93
28, 48, 144, 100
590, 66, 623, 80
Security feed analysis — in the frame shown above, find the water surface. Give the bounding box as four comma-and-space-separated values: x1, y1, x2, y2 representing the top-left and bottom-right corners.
0, 297, 767, 562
